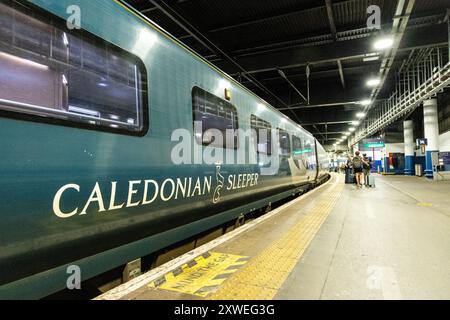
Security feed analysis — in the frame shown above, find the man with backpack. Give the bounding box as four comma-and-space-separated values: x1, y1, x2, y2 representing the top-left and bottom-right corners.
352, 151, 368, 189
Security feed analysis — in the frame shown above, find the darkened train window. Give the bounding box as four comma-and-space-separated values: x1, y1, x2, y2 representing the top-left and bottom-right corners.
292, 136, 303, 155
250, 115, 272, 155
0, 1, 148, 135
277, 128, 291, 156
192, 86, 239, 149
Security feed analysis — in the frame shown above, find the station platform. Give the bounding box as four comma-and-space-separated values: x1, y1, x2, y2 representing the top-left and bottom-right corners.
96, 174, 450, 300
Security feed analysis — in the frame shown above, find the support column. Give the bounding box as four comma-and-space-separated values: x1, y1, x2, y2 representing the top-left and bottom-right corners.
404, 120, 415, 175
423, 99, 439, 179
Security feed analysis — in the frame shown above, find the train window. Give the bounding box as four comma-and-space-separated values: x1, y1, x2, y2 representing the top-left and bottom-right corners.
192, 86, 239, 149
250, 115, 272, 155
292, 136, 303, 155
277, 128, 291, 156
0, 1, 148, 135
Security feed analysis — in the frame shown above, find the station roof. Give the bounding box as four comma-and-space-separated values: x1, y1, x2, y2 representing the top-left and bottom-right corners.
123, 0, 449, 149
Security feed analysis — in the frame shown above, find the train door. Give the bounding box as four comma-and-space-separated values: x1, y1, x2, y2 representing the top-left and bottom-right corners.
277, 128, 291, 177
289, 134, 309, 184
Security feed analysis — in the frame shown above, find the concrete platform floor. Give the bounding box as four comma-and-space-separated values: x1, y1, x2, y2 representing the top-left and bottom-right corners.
276, 174, 450, 300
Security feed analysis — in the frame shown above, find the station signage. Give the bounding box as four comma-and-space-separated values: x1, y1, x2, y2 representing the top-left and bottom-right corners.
364, 142, 385, 148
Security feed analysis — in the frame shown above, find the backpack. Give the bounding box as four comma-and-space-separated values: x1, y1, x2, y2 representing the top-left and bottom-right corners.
363, 158, 370, 170
353, 156, 363, 169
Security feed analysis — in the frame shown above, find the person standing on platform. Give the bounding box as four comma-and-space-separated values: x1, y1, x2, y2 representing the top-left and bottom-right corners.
352, 151, 368, 188
362, 153, 372, 186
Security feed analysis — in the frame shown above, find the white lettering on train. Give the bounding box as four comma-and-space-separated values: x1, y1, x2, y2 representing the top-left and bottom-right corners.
52, 172, 256, 218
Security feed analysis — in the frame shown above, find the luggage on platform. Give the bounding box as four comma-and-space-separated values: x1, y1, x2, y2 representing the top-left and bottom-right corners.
368, 175, 376, 187
345, 172, 356, 184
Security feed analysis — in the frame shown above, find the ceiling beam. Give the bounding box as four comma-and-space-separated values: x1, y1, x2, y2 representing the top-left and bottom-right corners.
315, 131, 349, 135
204, 13, 444, 61
141, 7, 158, 13
325, 0, 337, 40
302, 120, 354, 125
214, 22, 447, 75
337, 59, 346, 89
279, 101, 362, 110
176, 2, 330, 39
239, 63, 381, 86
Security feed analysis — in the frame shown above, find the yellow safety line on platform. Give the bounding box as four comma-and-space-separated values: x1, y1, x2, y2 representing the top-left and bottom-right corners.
417, 202, 433, 207
147, 252, 249, 297
207, 181, 344, 300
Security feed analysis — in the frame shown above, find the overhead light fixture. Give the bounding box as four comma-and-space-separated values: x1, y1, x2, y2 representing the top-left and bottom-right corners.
348, 127, 356, 132
352, 120, 360, 126
356, 112, 366, 119
366, 78, 381, 87
360, 100, 371, 106
0, 52, 49, 70
63, 32, 69, 47
363, 56, 380, 62
345, 132, 351, 136
69, 106, 100, 117
62, 74, 68, 86
374, 37, 394, 50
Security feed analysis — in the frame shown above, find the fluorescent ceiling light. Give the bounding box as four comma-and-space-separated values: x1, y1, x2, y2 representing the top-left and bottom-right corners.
69, 106, 100, 117
374, 37, 394, 50
360, 100, 371, 106
349, 127, 356, 132
367, 78, 381, 87
63, 32, 69, 47
352, 121, 360, 126
0, 52, 49, 70
363, 56, 380, 62
356, 112, 366, 119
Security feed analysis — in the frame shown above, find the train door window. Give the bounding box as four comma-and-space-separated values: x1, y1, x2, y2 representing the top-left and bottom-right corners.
192, 86, 239, 149
292, 136, 303, 155
277, 128, 291, 156
0, 1, 148, 135
250, 115, 272, 155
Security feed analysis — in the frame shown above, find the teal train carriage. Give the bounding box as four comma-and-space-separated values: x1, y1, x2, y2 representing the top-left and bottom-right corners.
0, 0, 330, 298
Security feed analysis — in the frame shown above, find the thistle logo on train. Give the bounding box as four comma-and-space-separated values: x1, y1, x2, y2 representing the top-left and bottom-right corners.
52, 166, 260, 218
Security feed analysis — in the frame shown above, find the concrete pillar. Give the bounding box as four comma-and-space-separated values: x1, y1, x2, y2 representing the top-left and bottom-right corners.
423, 99, 439, 179
403, 120, 415, 175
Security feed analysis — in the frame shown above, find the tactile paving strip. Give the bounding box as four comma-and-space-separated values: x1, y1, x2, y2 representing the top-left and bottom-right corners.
207, 182, 344, 300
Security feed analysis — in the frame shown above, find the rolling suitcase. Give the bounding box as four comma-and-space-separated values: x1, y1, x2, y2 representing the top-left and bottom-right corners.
345, 172, 356, 184
368, 175, 376, 187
